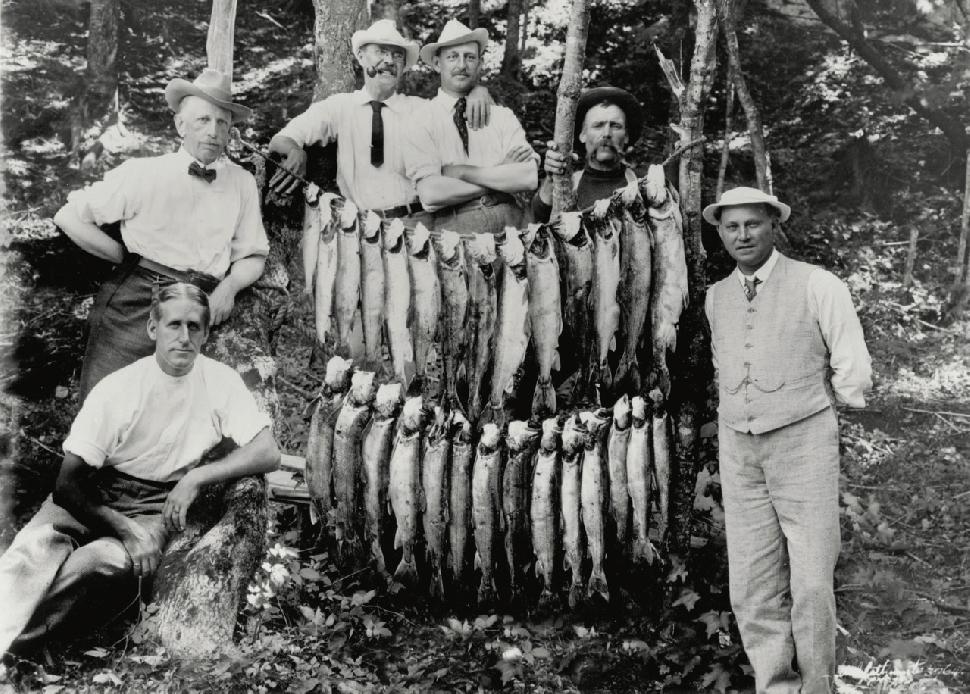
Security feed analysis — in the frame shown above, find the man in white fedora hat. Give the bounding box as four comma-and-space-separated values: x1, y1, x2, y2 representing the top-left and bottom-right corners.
703, 187, 872, 693
54, 68, 269, 401
267, 19, 492, 221
402, 19, 538, 234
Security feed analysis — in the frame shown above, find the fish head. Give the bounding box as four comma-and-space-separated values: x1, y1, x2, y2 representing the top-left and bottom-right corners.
374, 383, 403, 416
643, 164, 667, 206
384, 218, 406, 252
555, 212, 583, 244
479, 422, 501, 449
324, 356, 354, 391
400, 395, 425, 430
619, 179, 640, 206
339, 200, 359, 229
506, 420, 537, 451
648, 388, 665, 408
453, 411, 472, 442
613, 394, 631, 428
630, 395, 647, 425
349, 371, 376, 405
468, 233, 497, 265
591, 198, 612, 220
304, 182, 321, 206
540, 416, 561, 451
363, 210, 382, 241
498, 227, 525, 267
561, 416, 586, 454
410, 222, 432, 256
437, 229, 462, 263
318, 193, 338, 230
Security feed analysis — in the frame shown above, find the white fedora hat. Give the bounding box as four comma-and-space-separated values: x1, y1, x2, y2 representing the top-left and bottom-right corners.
351, 19, 419, 68
420, 19, 489, 65
702, 186, 791, 225
165, 68, 252, 121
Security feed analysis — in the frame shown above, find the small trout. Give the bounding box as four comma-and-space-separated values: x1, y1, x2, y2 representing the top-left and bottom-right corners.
360, 210, 385, 369
422, 407, 453, 600
305, 356, 353, 507
589, 200, 622, 394
472, 423, 503, 605
614, 183, 653, 394
389, 396, 425, 586
465, 234, 499, 422
607, 394, 632, 547
383, 219, 415, 387
362, 383, 402, 578
553, 212, 594, 403
437, 229, 470, 409
311, 192, 339, 348
447, 412, 474, 583
409, 223, 442, 387
652, 404, 672, 545
503, 419, 541, 605
580, 410, 610, 601
332, 371, 376, 558
531, 417, 562, 607
488, 229, 531, 426
626, 396, 655, 564
334, 200, 361, 353
526, 226, 562, 416
561, 414, 587, 608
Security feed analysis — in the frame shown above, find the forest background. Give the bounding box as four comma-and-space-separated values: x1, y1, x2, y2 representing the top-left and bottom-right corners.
1, 0, 970, 691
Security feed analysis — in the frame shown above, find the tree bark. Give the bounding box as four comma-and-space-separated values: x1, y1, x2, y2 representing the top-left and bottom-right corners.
502, 0, 523, 79
311, 0, 369, 101
520, 0, 529, 53
719, 0, 769, 192
207, 0, 237, 79
716, 76, 735, 199
946, 148, 970, 317
69, 0, 119, 162
658, 0, 718, 557
803, 0, 968, 151
551, 0, 590, 219
468, 0, 481, 29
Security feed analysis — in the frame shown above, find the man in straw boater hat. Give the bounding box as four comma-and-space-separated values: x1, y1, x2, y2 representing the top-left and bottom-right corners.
0, 283, 280, 655
402, 19, 538, 234
704, 187, 872, 693
54, 68, 269, 401
268, 19, 493, 222
532, 85, 644, 221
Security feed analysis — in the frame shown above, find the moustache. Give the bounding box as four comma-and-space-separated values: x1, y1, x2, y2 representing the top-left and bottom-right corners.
451, 70, 469, 77
365, 65, 398, 78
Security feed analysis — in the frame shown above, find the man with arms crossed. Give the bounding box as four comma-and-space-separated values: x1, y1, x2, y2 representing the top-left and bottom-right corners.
704, 187, 872, 693
0, 284, 280, 654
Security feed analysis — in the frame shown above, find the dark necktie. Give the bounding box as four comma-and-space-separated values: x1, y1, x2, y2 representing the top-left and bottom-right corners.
743, 276, 761, 302
453, 97, 469, 155
369, 101, 385, 167
188, 161, 216, 183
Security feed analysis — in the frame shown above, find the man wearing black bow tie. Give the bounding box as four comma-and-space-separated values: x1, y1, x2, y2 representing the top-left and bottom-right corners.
54, 69, 269, 400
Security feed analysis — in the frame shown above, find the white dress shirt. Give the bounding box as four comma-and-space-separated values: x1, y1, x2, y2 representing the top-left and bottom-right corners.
68, 148, 269, 278
709, 249, 873, 408
274, 89, 423, 210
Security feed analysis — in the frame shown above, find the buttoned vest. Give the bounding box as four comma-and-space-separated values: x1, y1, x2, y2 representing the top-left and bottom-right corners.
709, 254, 833, 434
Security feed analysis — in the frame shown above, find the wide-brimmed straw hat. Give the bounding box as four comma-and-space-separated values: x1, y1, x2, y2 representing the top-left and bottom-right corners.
702, 186, 791, 225
420, 19, 489, 65
165, 68, 252, 121
352, 19, 420, 68
575, 86, 644, 148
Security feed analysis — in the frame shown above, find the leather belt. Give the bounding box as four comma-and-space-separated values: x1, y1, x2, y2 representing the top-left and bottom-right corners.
135, 256, 220, 294
441, 191, 517, 215
375, 201, 424, 218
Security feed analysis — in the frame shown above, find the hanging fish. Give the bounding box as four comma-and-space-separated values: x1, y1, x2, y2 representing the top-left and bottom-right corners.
487, 228, 531, 427
301, 183, 322, 300
447, 412, 474, 583
472, 423, 503, 605
389, 396, 425, 586
531, 416, 562, 608
437, 229, 470, 410
362, 382, 403, 579
409, 222, 442, 392
334, 200, 361, 354
607, 394, 632, 547
648, 168, 688, 398
465, 234, 499, 423
652, 400, 672, 546
305, 356, 353, 509
526, 225, 562, 416
360, 210, 386, 370
503, 419, 541, 606
580, 409, 610, 602
626, 396, 655, 565
589, 200, 622, 397
383, 219, 415, 387
422, 406, 453, 600
553, 212, 594, 404
560, 414, 587, 608
614, 183, 653, 394
312, 193, 340, 349
332, 371, 376, 559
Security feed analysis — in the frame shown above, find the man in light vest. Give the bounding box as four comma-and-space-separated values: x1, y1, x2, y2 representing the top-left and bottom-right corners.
704, 187, 872, 693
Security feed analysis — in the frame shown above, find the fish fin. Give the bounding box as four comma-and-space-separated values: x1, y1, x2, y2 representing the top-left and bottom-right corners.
474, 551, 481, 570
587, 567, 610, 601
393, 555, 418, 586
552, 349, 560, 372
530, 378, 556, 419
609, 334, 617, 352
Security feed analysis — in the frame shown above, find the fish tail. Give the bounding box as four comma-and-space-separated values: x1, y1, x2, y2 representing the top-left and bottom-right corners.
615, 353, 641, 395
587, 567, 610, 601
537, 587, 556, 612
477, 573, 497, 606
430, 566, 445, 601
567, 582, 584, 609
393, 553, 419, 587
632, 537, 656, 566
530, 378, 556, 417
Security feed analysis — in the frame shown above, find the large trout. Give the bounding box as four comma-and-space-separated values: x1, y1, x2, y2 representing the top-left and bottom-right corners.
332, 371, 376, 559
626, 396, 655, 565
589, 200, 622, 395
310, 191, 339, 349
614, 182, 653, 394
561, 414, 587, 608
422, 406, 453, 600
334, 200, 361, 353
553, 212, 594, 403
531, 416, 562, 608
488, 229, 530, 427
526, 226, 562, 416
465, 234, 499, 422
360, 210, 385, 370
503, 419, 540, 605
362, 383, 402, 578
383, 219, 414, 387
389, 396, 425, 586
437, 229, 469, 409
472, 423, 503, 605
447, 412, 474, 583
409, 223, 442, 391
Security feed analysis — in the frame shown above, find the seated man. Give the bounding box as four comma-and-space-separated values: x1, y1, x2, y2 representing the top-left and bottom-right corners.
0, 283, 281, 654
531, 86, 643, 221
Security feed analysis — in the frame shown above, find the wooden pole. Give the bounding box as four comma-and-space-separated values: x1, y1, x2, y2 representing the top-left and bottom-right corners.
903, 225, 919, 287
550, 0, 590, 219
206, 0, 237, 79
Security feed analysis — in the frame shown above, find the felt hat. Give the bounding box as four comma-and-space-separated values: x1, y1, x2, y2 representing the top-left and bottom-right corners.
702, 186, 792, 225
351, 19, 420, 68
420, 19, 489, 65
575, 86, 644, 148
165, 68, 252, 121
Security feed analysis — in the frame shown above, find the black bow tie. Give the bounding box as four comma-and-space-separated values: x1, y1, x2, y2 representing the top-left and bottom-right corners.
188, 161, 216, 183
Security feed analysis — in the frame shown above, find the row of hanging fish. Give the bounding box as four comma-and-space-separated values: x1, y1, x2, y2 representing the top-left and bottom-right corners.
306, 356, 675, 608
301, 164, 688, 421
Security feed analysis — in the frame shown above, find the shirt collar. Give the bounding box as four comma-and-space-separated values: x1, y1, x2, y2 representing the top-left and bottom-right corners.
735, 248, 780, 288
434, 88, 462, 111
354, 88, 405, 114
176, 146, 225, 171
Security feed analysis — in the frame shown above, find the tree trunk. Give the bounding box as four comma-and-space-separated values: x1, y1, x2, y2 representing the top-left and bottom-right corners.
946, 148, 970, 317
468, 0, 481, 29
207, 0, 237, 79
502, 0, 523, 79
69, 0, 119, 162
658, 0, 718, 557
719, 0, 769, 192
551, 0, 590, 219
716, 75, 736, 198
311, 0, 369, 101
520, 0, 529, 53
803, 0, 968, 152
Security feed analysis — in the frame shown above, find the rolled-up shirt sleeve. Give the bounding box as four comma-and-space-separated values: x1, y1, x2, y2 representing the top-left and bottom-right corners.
808, 269, 872, 408
230, 173, 270, 262
216, 366, 273, 446
63, 380, 120, 468
275, 97, 339, 147
403, 102, 442, 185
67, 159, 141, 226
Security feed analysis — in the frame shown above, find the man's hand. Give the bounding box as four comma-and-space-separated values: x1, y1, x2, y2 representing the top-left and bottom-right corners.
503, 145, 535, 164
542, 141, 578, 176
163, 470, 202, 533
465, 85, 494, 130
120, 520, 164, 578
208, 279, 237, 327
269, 147, 306, 196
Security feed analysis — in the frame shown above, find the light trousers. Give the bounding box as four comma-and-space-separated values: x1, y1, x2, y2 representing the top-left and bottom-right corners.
719, 406, 841, 694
